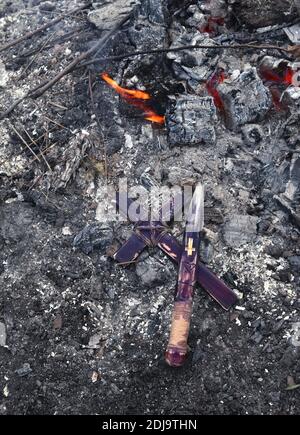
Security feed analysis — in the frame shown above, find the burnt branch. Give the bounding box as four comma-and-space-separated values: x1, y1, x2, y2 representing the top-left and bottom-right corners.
81, 43, 291, 67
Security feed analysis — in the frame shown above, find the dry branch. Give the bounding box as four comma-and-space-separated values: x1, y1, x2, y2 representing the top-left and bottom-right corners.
80, 43, 290, 67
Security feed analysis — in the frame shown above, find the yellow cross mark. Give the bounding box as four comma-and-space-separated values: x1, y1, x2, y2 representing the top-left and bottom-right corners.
186, 238, 195, 256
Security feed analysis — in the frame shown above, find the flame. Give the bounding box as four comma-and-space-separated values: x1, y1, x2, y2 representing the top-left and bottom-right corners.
206, 69, 226, 110
101, 73, 165, 125
101, 73, 151, 100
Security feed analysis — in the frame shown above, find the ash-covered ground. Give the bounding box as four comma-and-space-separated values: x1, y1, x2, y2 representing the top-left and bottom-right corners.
0, 0, 300, 415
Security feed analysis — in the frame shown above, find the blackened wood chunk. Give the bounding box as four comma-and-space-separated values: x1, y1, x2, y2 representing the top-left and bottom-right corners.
166, 96, 217, 146
217, 68, 272, 131
88, 0, 141, 31
232, 0, 299, 28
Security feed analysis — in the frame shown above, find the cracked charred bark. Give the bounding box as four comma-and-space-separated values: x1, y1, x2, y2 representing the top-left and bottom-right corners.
232, 0, 300, 28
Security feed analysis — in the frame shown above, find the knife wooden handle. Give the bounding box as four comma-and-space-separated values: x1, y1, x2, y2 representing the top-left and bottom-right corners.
165, 300, 193, 367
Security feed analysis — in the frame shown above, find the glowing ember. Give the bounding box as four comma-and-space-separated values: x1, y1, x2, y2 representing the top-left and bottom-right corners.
283, 68, 294, 86
260, 66, 295, 111
206, 69, 226, 110
200, 17, 225, 34
101, 73, 165, 125
268, 87, 286, 112
260, 66, 294, 86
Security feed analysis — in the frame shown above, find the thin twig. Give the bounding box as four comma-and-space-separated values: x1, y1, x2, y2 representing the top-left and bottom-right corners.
0, 3, 91, 53
88, 72, 108, 180
24, 129, 52, 172
29, 142, 58, 165
43, 115, 67, 130
19, 27, 87, 58
9, 122, 41, 163
48, 101, 68, 111
18, 32, 56, 81
80, 43, 290, 67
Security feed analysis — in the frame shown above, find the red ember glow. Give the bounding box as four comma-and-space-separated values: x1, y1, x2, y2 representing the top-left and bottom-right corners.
200, 17, 225, 34
101, 73, 165, 125
206, 69, 226, 110
268, 87, 286, 112
260, 66, 294, 86
260, 66, 295, 111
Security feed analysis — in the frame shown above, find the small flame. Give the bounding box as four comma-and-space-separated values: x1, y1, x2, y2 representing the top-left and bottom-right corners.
206, 69, 226, 110
101, 73, 165, 125
101, 73, 151, 100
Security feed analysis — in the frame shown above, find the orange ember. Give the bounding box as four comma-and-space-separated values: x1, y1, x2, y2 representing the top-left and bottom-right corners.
101, 73, 165, 125
206, 70, 226, 110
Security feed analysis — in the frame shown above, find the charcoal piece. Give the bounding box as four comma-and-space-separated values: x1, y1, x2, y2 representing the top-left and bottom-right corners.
0, 203, 34, 243
217, 68, 272, 131
73, 224, 113, 255
16, 363, 32, 377
0, 60, 8, 88
282, 87, 300, 109
241, 124, 264, 147
135, 255, 172, 286
284, 155, 300, 203
186, 7, 206, 30
166, 96, 217, 146
284, 23, 300, 44
136, 0, 168, 25
200, 0, 227, 17
126, 0, 168, 71
231, 0, 299, 28
167, 32, 218, 91
88, 0, 140, 31
288, 256, 300, 272
39, 1, 55, 11
0, 323, 6, 347
223, 215, 259, 248
128, 22, 166, 52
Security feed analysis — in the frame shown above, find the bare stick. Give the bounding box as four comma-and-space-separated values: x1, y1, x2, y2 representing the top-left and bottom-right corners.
24, 129, 52, 172
80, 42, 290, 67
88, 71, 108, 180
0, 3, 91, 53
18, 32, 56, 81
9, 122, 41, 163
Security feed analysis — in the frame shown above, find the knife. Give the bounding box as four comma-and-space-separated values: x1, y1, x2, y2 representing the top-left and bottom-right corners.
165, 184, 204, 367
